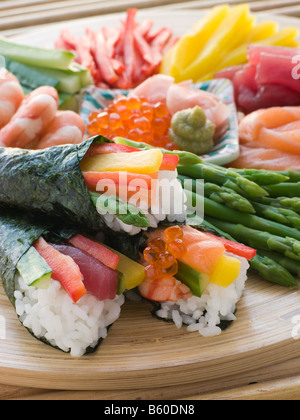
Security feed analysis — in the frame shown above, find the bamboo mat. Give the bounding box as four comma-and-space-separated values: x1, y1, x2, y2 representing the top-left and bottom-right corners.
0, 0, 299, 37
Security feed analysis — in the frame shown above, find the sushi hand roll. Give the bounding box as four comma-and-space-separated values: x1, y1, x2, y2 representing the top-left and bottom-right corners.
0, 136, 187, 235
136, 225, 255, 336
0, 210, 145, 357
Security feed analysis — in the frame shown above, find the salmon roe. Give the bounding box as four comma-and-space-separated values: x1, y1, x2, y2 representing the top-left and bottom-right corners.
87, 95, 177, 150
143, 226, 187, 280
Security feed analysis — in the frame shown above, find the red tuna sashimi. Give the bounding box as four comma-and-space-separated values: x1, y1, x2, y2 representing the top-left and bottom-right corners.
34, 237, 86, 303
256, 53, 300, 94
247, 45, 300, 66
68, 234, 120, 270
238, 84, 300, 114
52, 243, 118, 301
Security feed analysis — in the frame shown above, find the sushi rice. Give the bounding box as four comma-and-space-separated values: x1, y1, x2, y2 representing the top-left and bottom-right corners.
14, 274, 125, 357
100, 169, 188, 235
154, 253, 249, 337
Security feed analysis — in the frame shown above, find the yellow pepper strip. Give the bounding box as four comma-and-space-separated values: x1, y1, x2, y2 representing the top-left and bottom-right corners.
209, 254, 241, 288
80, 149, 163, 175
99, 243, 146, 294
168, 5, 230, 79
200, 21, 279, 80
179, 4, 255, 82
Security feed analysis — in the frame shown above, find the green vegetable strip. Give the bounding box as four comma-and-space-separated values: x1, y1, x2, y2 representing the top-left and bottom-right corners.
114, 136, 202, 166
252, 202, 300, 229
264, 182, 300, 198
89, 192, 150, 228
205, 216, 300, 262
0, 38, 75, 70
257, 250, 300, 278
178, 174, 255, 213
225, 167, 289, 185
251, 196, 300, 214
178, 163, 268, 199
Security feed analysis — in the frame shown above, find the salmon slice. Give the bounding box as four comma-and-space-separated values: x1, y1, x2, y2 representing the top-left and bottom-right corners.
230, 143, 300, 171
258, 121, 300, 154
239, 106, 300, 144
146, 225, 225, 275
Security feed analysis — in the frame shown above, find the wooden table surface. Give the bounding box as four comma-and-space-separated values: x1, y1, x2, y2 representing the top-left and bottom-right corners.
1, 0, 300, 401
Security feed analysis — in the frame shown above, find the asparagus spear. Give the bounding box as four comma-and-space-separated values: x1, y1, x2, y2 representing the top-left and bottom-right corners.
89, 192, 150, 228
257, 249, 300, 278
178, 163, 268, 199
226, 167, 289, 185
251, 202, 300, 229
264, 182, 300, 198
277, 170, 300, 182
249, 254, 298, 287
252, 196, 300, 214
205, 216, 300, 262
178, 174, 255, 213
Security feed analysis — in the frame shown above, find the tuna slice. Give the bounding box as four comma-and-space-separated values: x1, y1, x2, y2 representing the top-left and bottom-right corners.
51, 243, 118, 301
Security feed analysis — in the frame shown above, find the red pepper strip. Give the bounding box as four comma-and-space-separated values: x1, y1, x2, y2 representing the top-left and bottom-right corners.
84, 143, 139, 157
160, 154, 179, 171
204, 232, 257, 261
34, 237, 86, 303
68, 234, 120, 270
82, 171, 157, 189
123, 8, 138, 85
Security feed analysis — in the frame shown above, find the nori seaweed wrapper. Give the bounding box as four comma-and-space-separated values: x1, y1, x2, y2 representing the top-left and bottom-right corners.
0, 207, 109, 354
0, 207, 52, 305
0, 135, 109, 233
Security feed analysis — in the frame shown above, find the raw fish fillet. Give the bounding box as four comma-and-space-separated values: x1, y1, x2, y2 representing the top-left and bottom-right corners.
230, 143, 300, 171
239, 106, 300, 154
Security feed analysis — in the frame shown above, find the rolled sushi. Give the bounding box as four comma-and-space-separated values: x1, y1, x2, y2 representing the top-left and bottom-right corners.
0, 135, 189, 236
0, 210, 145, 357
135, 224, 255, 336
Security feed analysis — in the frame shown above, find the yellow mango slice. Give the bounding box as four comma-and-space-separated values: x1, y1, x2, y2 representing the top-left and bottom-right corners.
80, 149, 163, 175
209, 254, 241, 288
179, 4, 254, 82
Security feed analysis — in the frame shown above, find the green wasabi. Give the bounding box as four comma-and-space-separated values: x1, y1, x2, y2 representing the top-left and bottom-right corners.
169, 106, 215, 155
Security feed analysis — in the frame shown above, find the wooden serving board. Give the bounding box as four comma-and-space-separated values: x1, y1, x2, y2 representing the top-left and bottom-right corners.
0, 10, 300, 392
0, 272, 300, 391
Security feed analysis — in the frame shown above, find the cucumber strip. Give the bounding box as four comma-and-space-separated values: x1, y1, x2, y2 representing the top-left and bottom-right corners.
31, 66, 81, 94
68, 62, 93, 87
176, 261, 210, 297
16, 246, 52, 289
0, 37, 75, 70
4, 58, 59, 91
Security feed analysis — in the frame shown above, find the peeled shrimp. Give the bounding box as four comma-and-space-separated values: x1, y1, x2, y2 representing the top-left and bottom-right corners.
36, 110, 86, 149
0, 86, 59, 148
138, 275, 192, 302
0, 69, 24, 129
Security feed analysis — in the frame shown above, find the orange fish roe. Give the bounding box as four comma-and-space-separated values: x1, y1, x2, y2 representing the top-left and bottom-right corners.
143, 226, 188, 280
87, 95, 177, 150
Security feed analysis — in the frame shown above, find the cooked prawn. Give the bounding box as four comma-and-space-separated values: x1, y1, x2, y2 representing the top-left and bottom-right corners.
138, 275, 192, 302
36, 110, 86, 149
0, 86, 59, 148
0, 68, 24, 129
